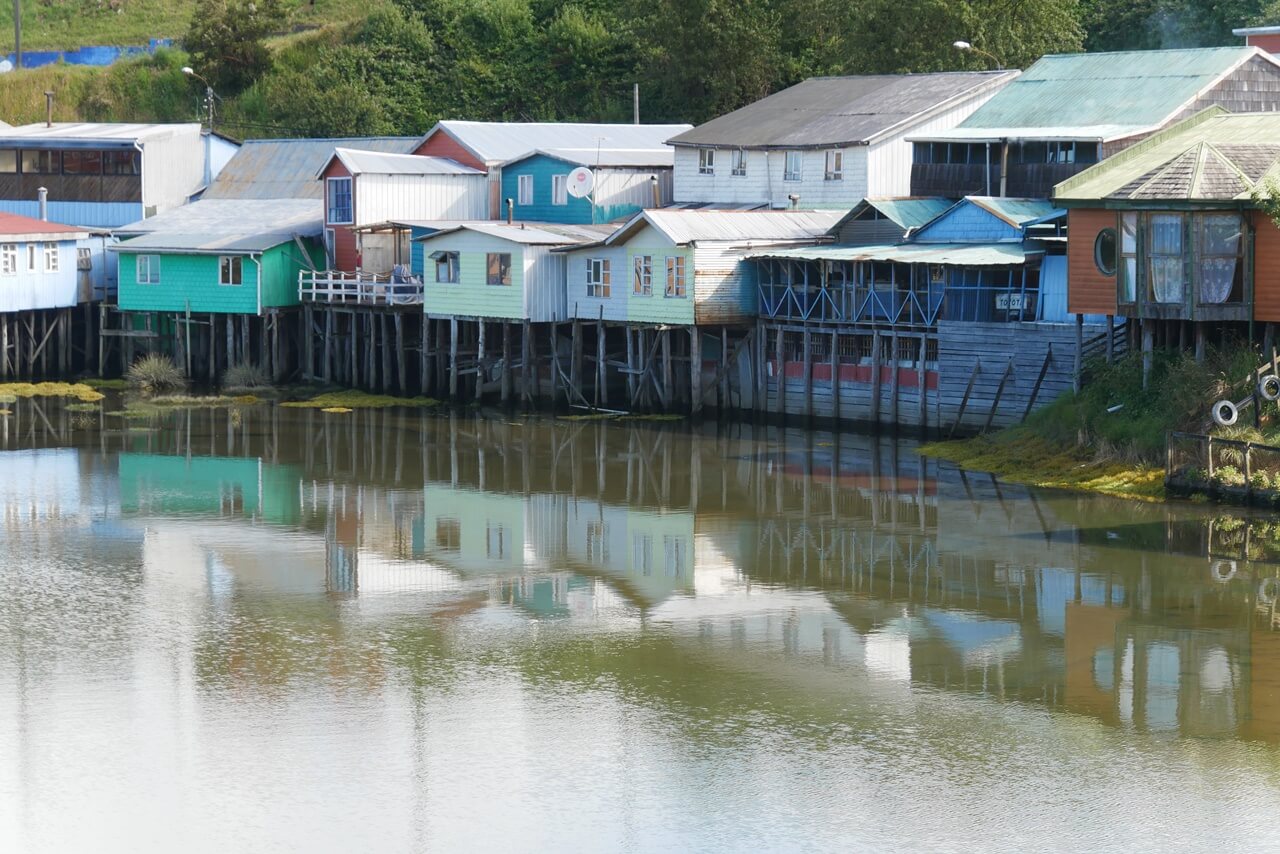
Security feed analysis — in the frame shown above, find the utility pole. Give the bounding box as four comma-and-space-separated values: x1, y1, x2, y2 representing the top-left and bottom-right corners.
13, 0, 21, 69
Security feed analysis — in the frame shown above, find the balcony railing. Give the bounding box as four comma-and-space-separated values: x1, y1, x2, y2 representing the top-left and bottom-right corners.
299, 269, 423, 306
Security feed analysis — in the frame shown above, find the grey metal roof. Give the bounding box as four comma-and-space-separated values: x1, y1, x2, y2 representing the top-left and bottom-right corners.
426, 121, 692, 165
0, 122, 202, 146
503, 147, 675, 168
110, 199, 322, 254
416, 222, 615, 246
667, 72, 1018, 149
321, 148, 484, 178
748, 242, 1031, 265
607, 209, 843, 245
203, 137, 419, 200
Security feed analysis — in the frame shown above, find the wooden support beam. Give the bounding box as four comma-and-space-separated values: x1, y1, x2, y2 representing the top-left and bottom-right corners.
501, 322, 512, 404
421, 315, 430, 395
660, 328, 672, 411
917, 335, 928, 431
449, 317, 459, 398
1073, 313, 1083, 394
982, 358, 1016, 433
830, 329, 840, 423
719, 327, 730, 411
690, 327, 703, 417
774, 327, 785, 416
596, 315, 607, 408
624, 326, 636, 403
1022, 344, 1054, 422
949, 360, 981, 439
802, 326, 812, 421
394, 312, 406, 395
1142, 320, 1154, 388
870, 330, 881, 425
522, 319, 533, 403
890, 332, 900, 428
570, 318, 582, 398
476, 321, 486, 401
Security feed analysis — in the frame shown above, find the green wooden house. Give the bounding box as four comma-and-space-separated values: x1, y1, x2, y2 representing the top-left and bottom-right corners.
113, 199, 324, 314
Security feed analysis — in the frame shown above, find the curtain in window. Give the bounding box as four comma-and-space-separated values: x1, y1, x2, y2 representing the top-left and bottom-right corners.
1199, 214, 1240, 304
1120, 213, 1137, 303
1148, 214, 1184, 304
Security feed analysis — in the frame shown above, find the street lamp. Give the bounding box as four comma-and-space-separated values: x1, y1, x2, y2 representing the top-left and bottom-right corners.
182, 66, 217, 132
953, 40, 1004, 71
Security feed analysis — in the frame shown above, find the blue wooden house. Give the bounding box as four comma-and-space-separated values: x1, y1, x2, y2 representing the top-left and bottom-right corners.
499, 149, 675, 225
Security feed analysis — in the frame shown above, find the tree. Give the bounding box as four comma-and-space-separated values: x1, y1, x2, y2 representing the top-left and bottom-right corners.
185, 0, 290, 93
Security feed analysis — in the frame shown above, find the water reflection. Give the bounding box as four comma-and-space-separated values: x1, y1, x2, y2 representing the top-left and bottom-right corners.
3, 401, 1280, 850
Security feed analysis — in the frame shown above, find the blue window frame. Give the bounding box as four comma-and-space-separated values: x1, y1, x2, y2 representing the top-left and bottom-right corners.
326, 177, 353, 225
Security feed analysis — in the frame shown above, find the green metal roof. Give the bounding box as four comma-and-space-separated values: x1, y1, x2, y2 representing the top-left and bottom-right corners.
967, 197, 1064, 228
866, 198, 954, 229
1055, 109, 1280, 203
915, 47, 1266, 143
748, 242, 1030, 266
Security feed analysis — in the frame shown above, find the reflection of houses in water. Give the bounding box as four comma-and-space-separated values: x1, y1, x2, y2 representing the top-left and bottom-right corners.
118, 452, 301, 526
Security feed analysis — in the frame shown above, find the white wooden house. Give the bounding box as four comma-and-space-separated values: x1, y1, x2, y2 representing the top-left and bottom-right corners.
667, 72, 1018, 209
0, 211, 92, 312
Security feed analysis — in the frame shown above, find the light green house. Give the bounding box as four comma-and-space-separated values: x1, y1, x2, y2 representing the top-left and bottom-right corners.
113, 198, 323, 314
118, 452, 302, 526
559, 209, 841, 325
417, 222, 613, 322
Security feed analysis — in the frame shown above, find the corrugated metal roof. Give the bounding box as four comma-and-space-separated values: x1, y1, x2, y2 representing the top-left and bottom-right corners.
858, 198, 954, 230
920, 47, 1268, 143
416, 222, 616, 246
667, 72, 1017, 149
966, 197, 1064, 227
1056, 110, 1280, 202
0, 211, 88, 238
111, 198, 321, 253
203, 137, 419, 200
503, 147, 675, 168
323, 148, 483, 178
428, 122, 692, 165
610, 209, 843, 245
0, 122, 202, 144
748, 242, 1030, 265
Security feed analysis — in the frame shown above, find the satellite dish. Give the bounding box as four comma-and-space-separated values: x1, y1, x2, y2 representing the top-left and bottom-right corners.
566, 167, 595, 199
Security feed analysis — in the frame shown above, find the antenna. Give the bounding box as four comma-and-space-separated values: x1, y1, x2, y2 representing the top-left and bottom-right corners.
566, 167, 595, 199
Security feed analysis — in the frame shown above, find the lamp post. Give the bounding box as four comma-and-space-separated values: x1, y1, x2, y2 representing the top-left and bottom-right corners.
181, 66, 216, 132
953, 40, 1004, 71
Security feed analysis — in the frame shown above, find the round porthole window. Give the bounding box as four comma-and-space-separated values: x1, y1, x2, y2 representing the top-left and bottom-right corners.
1094, 228, 1117, 276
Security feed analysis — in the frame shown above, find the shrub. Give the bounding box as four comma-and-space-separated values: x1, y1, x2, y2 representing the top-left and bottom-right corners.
222, 362, 272, 390
1213, 465, 1246, 487
126, 354, 185, 393
1250, 470, 1273, 491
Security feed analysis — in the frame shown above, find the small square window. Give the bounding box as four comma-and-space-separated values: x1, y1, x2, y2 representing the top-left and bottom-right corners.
587, 257, 611, 298
219, 255, 242, 286
136, 254, 161, 285
486, 252, 512, 286
433, 251, 459, 284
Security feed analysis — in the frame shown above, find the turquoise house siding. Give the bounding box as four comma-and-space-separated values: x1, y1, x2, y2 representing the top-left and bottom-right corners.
424, 245, 526, 320
502, 154, 592, 224
912, 202, 1022, 243
410, 225, 449, 279
0, 199, 144, 229
118, 452, 301, 526
117, 240, 322, 314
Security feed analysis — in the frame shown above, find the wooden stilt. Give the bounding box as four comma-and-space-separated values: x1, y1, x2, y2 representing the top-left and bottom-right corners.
570, 318, 582, 397
449, 317, 459, 398
501, 322, 512, 404
476, 321, 486, 401
551, 323, 563, 405
774, 327, 785, 416
890, 332, 900, 427
394, 312, 406, 394
830, 329, 839, 423
1142, 320, 1154, 388
522, 319, 533, 403
802, 327, 812, 421
661, 329, 672, 411
870, 330, 881, 426
690, 326, 703, 417
719, 327, 729, 412
917, 335, 928, 431
381, 312, 392, 393
625, 327, 636, 403
1195, 323, 1206, 364
1073, 313, 1084, 394
1105, 314, 1114, 363
420, 315, 430, 395
596, 314, 606, 408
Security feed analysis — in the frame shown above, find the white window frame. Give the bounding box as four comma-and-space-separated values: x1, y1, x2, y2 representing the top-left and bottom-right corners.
784, 151, 802, 182
517, 174, 534, 206
731, 149, 747, 177
552, 174, 568, 206
824, 149, 843, 181
219, 255, 243, 286
633, 255, 652, 295
326, 176, 353, 225
25, 243, 37, 273
665, 255, 686, 298
0, 243, 15, 275
699, 148, 715, 175
587, 257, 610, 298
136, 254, 160, 285
42, 242, 58, 273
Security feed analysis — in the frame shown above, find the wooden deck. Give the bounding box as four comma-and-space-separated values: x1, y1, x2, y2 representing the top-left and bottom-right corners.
299, 271, 423, 307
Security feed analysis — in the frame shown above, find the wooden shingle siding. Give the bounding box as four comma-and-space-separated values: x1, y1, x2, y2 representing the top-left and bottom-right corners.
118, 252, 260, 315
1067, 209, 1117, 315
1253, 213, 1280, 322
1173, 54, 1280, 122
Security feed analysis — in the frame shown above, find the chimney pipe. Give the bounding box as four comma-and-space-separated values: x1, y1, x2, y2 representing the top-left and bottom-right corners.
633, 83, 640, 125
37, 186, 47, 221
649, 174, 660, 208
787, 193, 800, 210
505, 197, 514, 224
44, 90, 53, 128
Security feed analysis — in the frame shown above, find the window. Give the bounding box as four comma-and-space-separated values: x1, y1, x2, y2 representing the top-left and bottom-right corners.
0, 244, 15, 275
62, 151, 102, 175
1094, 228, 1117, 276
552, 174, 568, 206
699, 148, 715, 175
219, 255, 242, 286
326, 177, 353, 224
433, 251, 459, 283
486, 523, 506, 559
731, 149, 747, 176
587, 257, 611, 298
665, 255, 686, 297
824, 149, 843, 181
633, 254, 652, 295
1199, 213, 1244, 305
104, 150, 140, 175
435, 518, 460, 551
586, 521, 609, 564
43, 243, 58, 273
323, 228, 336, 268
518, 174, 533, 206
76, 247, 92, 271
0, 150, 16, 173
1147, 213, 1185, 304
25, 243, 36, 273
784, 151, 802, 181
663, 535, 687, 577
20, 150, 56, 174
633, 533, 653, 575
486, 252, 512, 286
1119, 213, 1138, 304
136, 254, 160, 285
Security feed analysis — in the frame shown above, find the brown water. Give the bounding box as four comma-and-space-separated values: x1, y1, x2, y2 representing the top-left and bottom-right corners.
2, 400, 1280, 852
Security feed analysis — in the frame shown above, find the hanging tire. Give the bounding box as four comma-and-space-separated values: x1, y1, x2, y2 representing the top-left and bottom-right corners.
1212, 400, 1239, 427
1211, 559, 1237, 582
1260, 374, 1280, 402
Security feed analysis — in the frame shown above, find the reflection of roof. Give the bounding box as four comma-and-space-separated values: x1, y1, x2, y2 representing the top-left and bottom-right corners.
204, 137, 419, 200
749, 242, 1029, 266
605, 209, 842, 246
668, 72, 1017, 148
415, 221, 615, 246
425, 121, 692, 164
319, 148, 484, 178
110, 199, 322, 253
1057, 109, 1280, 202
917, 47, 1274, 143
503, 147, 675, 168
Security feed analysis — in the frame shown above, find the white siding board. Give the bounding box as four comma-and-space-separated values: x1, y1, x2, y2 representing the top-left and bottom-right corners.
674, 146, 867, 210
524, 245, 568, 322
139, 125, 206, 215
355, 172, 488, 225
0, 240, 80, 312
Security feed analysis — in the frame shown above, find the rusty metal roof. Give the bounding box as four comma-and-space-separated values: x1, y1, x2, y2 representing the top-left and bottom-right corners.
204, 137, 419, 200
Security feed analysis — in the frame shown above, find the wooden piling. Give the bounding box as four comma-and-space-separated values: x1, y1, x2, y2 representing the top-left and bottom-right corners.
476, 320, 486, 401
661, 329, 672, 411
449, 317, 459, 398
774, 327, 785, 416
690, 326, 702, 416
596, 315, 606, 408
521, 319, 533, 403
501, 322, 512, 404
830, 329, 840, 423
870, 330, 881, 426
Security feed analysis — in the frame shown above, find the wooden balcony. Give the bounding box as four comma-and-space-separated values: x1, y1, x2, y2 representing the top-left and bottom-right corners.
298, 270, 423, 306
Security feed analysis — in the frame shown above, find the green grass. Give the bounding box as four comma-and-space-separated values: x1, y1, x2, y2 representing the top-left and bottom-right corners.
280, 390, 440, 409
